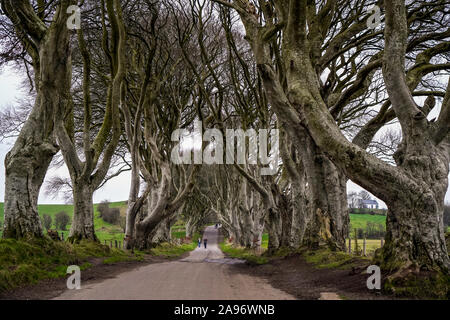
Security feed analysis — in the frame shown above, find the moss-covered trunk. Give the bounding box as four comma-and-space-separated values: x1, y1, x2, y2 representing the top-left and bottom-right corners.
2, 0, 73, 240
2, 113, 57, 239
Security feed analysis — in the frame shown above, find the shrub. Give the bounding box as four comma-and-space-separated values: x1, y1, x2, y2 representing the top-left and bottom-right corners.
97, 200, 120, 225
42, 214, 52, 230
97, 200, 111, 218
55, 211, 71, 231
101, 208, 120, 225
366, 221, 385, 239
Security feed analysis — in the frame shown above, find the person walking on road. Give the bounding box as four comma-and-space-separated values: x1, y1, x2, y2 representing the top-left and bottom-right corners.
197, 238, 201, 248
203, 238, 208, 249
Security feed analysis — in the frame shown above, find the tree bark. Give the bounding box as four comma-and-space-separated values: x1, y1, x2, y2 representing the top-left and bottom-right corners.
151, 217, 172, 244
266, 209, 282, 254
68, 182, 97, 242
3, 129, 56, 238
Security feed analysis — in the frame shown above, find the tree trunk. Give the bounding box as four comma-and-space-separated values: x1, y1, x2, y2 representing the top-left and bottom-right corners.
2, 1, 73, 240
240, 211, 254, 248
134, 181, 171, 250
376, 145, 450, 273
290, 177, 308, 249
151, 218, 172, 244
250, 222, 264, 250
279, 199, 293, 248
124, 201, 140, 249
267, 209, 282, 254
185, 217, 194, 239
2, 118, 57, 238
124, 154, 143, 249
68, 182, 97, 242
302, 138, 349, 251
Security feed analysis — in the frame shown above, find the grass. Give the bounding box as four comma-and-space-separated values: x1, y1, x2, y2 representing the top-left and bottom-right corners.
261, 233, 268, 249
349, 213, 386, 229
0, 202, 206, 292
148, 232, 202, 258
0, 237, 143, 292
346, 238, 383, 255
0, 201, 127, 242
220, 241, 269, 264
302, 248, 370, 270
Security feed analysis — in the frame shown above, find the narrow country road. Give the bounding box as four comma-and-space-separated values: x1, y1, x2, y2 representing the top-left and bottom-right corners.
54, 226, 296, 300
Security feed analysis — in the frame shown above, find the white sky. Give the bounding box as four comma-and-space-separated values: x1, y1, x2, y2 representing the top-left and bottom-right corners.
0, 66, 449, 209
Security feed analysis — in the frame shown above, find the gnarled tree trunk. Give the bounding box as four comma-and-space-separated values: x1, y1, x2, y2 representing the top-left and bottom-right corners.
301, 135, 349, 251
2, 0, 73, 239
3, 130, 56, 238
266, 209, 282, 254
69, 182, 97, 242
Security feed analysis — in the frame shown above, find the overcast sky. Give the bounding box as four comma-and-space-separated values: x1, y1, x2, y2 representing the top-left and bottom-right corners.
0, 66, 449, 208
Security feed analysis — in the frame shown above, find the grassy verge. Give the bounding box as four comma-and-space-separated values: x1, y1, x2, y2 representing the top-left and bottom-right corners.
220, 241, 269, 265
302, 248, 370, 270
147, 232, 202, 258
0, 237, 143, 292
346, 239, 383, 255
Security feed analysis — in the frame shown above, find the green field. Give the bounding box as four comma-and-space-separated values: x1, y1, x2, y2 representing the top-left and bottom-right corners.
346, 238, 383, 254
349, 213, 386, 229
1, 205, 448, 242
0, 201, 128, 242
0, 202, 199, 243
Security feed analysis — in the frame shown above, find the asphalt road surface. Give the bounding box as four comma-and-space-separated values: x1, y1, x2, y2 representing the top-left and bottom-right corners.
54, 226, 296, 300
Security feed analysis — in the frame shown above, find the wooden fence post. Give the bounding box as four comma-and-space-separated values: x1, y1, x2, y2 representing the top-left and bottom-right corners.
110, 240, 112, 248
348, 238, 352, 254
381, 238, 384, 247
61, 233, 64, 241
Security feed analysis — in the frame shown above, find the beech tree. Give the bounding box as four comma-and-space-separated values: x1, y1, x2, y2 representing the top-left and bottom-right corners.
177, 0, 348, 252
0, 0, 75, 239
121, 0, 202, 250
55, 0, 127, 241
214, 0, 450, 276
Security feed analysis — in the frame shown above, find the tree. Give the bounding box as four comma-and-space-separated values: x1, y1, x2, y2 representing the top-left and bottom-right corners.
0, 0, 75, 239
55, 211, 71, 231
101, 207, 120, 225
215, 0, 450, 276
347, 191, 358, 209
97, 200, 111, 218
45, 176, 74, 204
179, 0, 348, 251
42, 214, 52, 230
55, 0, 127, 242
121, 1, 201, 250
